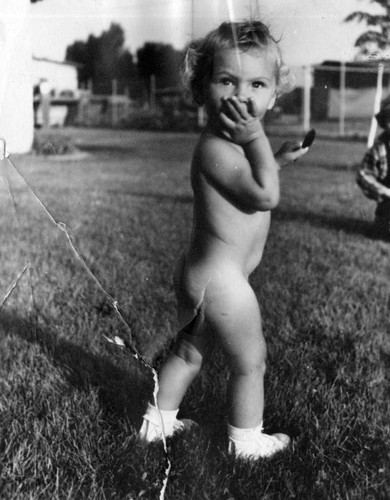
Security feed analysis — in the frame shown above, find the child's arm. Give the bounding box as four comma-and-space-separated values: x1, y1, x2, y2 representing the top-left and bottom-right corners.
198, 97, 280, 211
219, 96, 308, 166
198, 97, 311, 211
274, 140, 308, 167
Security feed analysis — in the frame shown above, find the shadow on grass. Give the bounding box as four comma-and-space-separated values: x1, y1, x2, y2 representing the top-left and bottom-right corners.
273, 207, 390, 241
0, 308, 152, 431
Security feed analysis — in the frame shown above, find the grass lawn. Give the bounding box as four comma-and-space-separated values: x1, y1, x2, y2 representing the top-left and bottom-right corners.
0, 128, 389, 499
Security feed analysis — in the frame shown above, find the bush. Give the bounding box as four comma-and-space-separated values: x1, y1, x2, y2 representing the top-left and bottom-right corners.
120, 109, 165, 131
32, 133, 78, 156
121, 107, 200, 132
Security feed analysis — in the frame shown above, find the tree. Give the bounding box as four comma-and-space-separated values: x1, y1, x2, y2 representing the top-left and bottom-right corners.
345, 0, 390, 58
136, 42, 183, 90
66, 35, 99, 88
66, 23, 139, 96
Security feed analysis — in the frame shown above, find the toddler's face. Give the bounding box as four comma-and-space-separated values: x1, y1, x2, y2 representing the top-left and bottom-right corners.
204, 47, 277, 124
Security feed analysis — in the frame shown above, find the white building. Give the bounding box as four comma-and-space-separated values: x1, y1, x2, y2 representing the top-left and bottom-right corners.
32, 57, 79, 98
32, 57, 79, 127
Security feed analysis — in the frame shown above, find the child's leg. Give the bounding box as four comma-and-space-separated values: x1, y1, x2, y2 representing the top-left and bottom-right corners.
204, 271, 289, 458
139, 324, 207, 442
205, 274, 265, 428
157, 253, 207, 411
157, 329, 205, 410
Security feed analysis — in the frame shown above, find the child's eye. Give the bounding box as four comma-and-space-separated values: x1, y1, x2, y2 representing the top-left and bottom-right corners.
252, 81, 265, 89
221, 78, 233, 86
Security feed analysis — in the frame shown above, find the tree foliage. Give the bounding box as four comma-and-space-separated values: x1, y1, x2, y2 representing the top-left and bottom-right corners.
66, 23, 138, 95
345, 0, 390, 58
66, 24, 183, 99
136, 42, 184, 89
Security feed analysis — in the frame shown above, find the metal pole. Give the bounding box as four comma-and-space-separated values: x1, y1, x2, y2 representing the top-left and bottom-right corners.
339, 62, 346, 137
367, 63, 384, 148
303, 65, 311, 131
192, 0, 206, 127
191, 0, 194, 39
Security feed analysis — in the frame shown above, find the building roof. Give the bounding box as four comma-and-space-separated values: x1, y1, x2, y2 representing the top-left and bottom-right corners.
32, 56, 80, 68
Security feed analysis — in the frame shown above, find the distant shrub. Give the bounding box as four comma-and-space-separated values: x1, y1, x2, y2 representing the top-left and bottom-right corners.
32, 133, 78, 156
121, 107, 199, 132
120, 109, 165, 131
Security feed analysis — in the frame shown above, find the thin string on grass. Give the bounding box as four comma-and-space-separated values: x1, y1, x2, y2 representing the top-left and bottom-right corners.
0, 263, 30, 310
0, 148, 171, 500
0, 143, 36, 321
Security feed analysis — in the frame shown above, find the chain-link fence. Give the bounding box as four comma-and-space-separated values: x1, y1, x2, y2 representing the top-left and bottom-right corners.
266, 62, 390, 144
37, 62, 390, 137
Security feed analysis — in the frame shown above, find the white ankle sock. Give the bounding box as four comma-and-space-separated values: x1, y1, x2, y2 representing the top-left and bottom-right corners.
142, 403, 179, 435
139, 403, 198, 442
227, 421, 290, 459
227, 422, 263, 441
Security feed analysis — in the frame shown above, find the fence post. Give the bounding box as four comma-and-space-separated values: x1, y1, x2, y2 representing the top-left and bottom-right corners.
302, 65, 311, 131
86, 79, 93, 126
77, 93, 84, 125
150, 74, 156, 110
40, 80, 51, 128
339, 62, 346, 137
112, 78, 118, 126
124, 85, 130, 117
367, 63, 384, 148
198, 106, 206, 127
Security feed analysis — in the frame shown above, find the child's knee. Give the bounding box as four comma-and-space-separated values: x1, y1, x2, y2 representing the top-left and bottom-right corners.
230, 346, 267, 377
231, 359, 266, 377
174, 336, 203, 372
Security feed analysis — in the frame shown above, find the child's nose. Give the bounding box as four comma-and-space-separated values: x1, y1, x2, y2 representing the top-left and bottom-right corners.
235, 85, 248, 103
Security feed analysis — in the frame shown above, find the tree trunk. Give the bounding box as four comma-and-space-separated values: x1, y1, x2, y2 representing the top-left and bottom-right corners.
0, 0, 33, 154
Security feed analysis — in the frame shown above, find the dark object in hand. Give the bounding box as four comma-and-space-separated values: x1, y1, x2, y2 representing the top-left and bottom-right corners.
301, 128, 316, 148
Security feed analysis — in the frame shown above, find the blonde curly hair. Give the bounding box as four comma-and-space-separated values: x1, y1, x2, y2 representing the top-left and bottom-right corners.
182, 20, 294, 105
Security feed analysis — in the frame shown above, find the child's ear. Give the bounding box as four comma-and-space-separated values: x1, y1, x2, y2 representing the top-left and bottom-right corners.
267, 93, 276, 110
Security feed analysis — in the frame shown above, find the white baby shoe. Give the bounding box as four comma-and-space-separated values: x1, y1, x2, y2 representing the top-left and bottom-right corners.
138, 403, 197, 443
228, 422, 290, 459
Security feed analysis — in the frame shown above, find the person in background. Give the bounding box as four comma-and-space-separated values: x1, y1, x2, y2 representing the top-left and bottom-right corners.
357, 95, 390, 237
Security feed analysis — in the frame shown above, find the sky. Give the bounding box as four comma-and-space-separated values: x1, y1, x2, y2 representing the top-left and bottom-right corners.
29, 0, 380, 67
